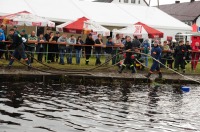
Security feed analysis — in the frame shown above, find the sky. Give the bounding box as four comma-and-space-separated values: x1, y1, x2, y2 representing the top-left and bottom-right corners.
83, 0, 200, 6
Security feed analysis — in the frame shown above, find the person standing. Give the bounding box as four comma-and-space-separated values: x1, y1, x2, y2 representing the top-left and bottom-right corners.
5, 29, 14, 60
48, 32, 56, 63
185, 41, 192, 64
85, 34, 95, 65
191, 42, 200, 71
36, 33, 46, 62
7, 29, 31, 69
105, 37, 114, 65
27, 31, 38, 63
112, 34, 123, 65
132, 36, 141, 50
67, 35, 76, 64
141, 39, 150, 67
174, 40, 187, 73
145, 40, 162, 78
58, 33, 67, 65
75, 36, 84, 65
95, 34, 104, 65
53, 31, 60, 62
118, 36, 136, 74
160, 41, 170, 68
0, 28, 5, 59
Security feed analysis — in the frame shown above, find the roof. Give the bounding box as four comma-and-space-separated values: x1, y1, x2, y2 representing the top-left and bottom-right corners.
0, 0, 191, 31
94, 0, 149, 6
159, 1, 200, 21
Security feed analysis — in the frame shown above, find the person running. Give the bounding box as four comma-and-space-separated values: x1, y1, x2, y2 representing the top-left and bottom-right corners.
174, 40, 187, 73
7, 29, 31, 69
145, 40, 162, 79
118, 36, 136, 74
85, 34, 95, 65
191, 42, 200, 71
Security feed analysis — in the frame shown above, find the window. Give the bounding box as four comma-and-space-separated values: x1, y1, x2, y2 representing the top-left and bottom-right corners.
138, 0, 140, 4
131, 0, 135, 3
124, 0, 128, 3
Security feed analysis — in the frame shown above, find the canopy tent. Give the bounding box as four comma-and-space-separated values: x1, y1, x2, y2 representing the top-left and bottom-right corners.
56, 17, 110, 36
0, 11, 55, 27
0, 0, 192, 40
113, 22, 163, 39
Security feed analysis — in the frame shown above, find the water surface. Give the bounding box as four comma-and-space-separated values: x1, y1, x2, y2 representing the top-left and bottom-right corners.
0, 82, 200, 132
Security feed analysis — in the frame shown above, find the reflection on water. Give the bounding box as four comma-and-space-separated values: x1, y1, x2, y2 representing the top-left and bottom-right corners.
0, 82, 200, 132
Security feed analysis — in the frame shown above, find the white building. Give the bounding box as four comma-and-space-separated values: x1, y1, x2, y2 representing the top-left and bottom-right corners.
94, 0, 148, 6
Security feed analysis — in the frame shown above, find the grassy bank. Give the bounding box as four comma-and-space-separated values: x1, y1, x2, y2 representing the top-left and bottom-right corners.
0, 55, 200, 74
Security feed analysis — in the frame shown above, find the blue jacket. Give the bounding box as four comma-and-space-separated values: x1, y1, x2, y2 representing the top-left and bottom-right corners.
0, 29, 5, 41
151, 46, 162, 60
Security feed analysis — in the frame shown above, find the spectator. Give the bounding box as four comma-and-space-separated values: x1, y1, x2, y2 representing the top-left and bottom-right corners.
48, 32, 56, 63
185, 41, 192, 64
191, 42, 200, 71
0, 27, 6, 59
58, 33, 67, 65
174, 40, 187, 73
166, 42, 174, 69
105, 37, 114, 65
95, 34, 103, 65
112, 34, 123, 65
85, 34, 95, 65
28, 31, 38, 63
5, 29, 14, 60
160, 41, 170, 68
67, 35, 76, 64
122, 36, 127, 45
36, 33, 46, 62
13, 26, 19, 34
132, 36, 141, 50
141, 39, 150, 67
75, 36, 84, 65
53, 31, 60, 62
44, 28, 51, 41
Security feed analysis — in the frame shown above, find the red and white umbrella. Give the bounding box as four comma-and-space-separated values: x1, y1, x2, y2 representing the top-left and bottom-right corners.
0, 11, 55, 27
56, 17, 110, 36
113, 22, 163, 39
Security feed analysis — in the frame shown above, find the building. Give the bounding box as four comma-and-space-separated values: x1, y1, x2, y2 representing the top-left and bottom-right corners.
159, 0, 200, 26
94, 0, 149, 6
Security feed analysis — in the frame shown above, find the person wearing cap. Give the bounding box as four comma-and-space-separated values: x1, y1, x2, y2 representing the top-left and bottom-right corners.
13, 26, 19, 34
6, 29, 31, 69
85, 33, 95, 65
173, 40, 187, 73
27, 31, 38, 63
146, 40, 162, 78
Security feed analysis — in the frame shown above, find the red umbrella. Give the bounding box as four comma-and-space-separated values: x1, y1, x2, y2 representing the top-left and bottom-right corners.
63, 17, 89, 33
134, 22, 163, 38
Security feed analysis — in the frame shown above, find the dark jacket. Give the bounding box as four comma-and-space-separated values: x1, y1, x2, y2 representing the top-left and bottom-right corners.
85, 37, 95, 51
151, 46, 162, 60
75, 39, 84, 50
95, 39, 103, 52
132, 39, 141, 49
105, 41, 114, 54
12, 33, 23, 48
174, 45, 187, 58
36, 37, 47, 52
124, 41, 133, 57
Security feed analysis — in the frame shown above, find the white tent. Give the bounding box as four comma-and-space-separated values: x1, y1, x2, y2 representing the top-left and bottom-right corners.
0, 0, 192, 40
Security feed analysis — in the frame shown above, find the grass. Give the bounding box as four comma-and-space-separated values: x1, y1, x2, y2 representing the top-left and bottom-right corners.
0, 54, 200, 74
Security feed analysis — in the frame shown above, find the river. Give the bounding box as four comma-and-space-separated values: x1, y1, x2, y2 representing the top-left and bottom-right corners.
0, 82, 200, 132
